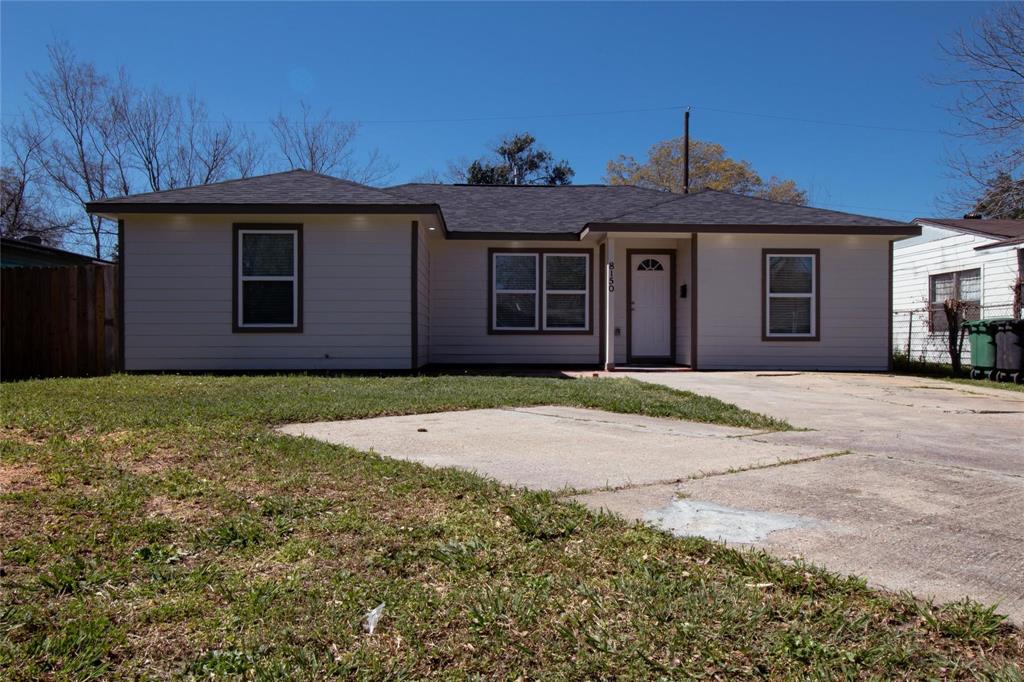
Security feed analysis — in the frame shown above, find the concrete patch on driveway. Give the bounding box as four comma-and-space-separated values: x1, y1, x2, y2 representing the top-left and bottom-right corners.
642, 499, 821, 544
278, 406, 832, 492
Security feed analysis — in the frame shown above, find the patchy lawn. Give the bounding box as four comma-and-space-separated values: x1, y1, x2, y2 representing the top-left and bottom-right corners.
1, 374, 1021, 679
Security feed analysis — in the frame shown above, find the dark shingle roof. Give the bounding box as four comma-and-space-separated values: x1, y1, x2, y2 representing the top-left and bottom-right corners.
389, 184, 910, 234
386, 183, 673, 235
87, 170, 427, 212
87, 170, 914, 235
597, 190, 910, 227
916, 218, 1024, 240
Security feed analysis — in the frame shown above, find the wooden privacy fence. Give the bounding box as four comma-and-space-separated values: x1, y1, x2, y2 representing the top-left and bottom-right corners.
1, 264, 120, 380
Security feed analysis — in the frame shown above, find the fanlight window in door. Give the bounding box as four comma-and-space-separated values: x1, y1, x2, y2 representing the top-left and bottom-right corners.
637, 258, 664, 271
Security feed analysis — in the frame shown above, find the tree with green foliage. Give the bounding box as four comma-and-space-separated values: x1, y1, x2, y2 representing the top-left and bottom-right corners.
605, 137, 807, 205
459, 132, 574, 186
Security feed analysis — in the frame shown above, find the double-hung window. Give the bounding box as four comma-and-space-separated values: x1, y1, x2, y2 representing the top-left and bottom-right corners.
491, 250, 591, 332
543, 254, 589, 330
764, 251, 818, 339
928, 268, 980, 332
235, 225, 302, 331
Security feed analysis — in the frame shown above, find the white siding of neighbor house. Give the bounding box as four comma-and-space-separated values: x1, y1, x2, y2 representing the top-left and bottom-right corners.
124, 213, 421, 370
695, 233, 893, 371
427, 238, 601, 365
416, 222, 430, 367
893, 229, 1021, 364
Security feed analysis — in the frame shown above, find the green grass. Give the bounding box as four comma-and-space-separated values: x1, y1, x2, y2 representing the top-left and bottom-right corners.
1, 374, 1021, 679
892, 353, 1024, 393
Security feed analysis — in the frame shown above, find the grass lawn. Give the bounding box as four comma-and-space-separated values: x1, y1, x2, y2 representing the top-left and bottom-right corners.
1, 374, 1021, 679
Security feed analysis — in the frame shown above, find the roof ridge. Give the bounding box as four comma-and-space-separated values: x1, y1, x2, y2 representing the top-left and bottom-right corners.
596, 188, 705, 223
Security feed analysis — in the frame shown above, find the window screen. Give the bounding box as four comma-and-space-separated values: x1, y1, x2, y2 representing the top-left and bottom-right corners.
237, 228, 299, 329
493, 254, 538, 330
765, 253, 816, 337
544, 254, 588, 329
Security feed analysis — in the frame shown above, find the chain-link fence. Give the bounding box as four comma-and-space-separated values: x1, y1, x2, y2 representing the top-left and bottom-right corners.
892, 304, 1018, 365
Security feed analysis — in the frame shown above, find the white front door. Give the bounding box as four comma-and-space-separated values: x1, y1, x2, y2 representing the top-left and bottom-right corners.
630, 253, 672, 360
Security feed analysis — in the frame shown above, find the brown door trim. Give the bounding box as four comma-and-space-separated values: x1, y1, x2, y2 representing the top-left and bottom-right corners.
626, 249, 676, 364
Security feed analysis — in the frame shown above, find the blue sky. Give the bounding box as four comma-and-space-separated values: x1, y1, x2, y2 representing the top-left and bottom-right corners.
0, 1, 998, 221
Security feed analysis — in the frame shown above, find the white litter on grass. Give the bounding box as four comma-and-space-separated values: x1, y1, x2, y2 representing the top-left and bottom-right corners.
363, 602, 385, 635
644, 499, 818, 544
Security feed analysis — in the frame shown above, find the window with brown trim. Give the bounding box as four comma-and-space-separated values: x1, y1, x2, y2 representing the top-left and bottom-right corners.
490, 249, 591, 333
234, 224, 302, 332
763, 251, 819, 339
928, 268, 980, 332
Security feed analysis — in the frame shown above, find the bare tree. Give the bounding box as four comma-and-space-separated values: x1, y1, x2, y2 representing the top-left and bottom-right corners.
941, 298, 975, 374
25, 42, 119, 258
940, 4, 1024, 217
1, 126, 74, 243
269, 101, 395, 183
231, 127, 268, 179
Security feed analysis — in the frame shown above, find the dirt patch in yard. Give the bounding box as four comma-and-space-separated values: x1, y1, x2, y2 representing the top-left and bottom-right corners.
0, 461, 48, 493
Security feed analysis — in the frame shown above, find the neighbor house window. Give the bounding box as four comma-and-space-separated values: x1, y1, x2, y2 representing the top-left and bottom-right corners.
928, 268, 980, 333
234, 225, 302, 331
764, 251, 818, 339
490, 250, 591, 333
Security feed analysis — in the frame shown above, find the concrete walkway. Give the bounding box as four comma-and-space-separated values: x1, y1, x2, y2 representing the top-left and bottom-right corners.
279, 372, 1024, 623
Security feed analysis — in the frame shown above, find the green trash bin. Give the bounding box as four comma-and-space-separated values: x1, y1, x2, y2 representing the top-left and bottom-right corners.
962, 319, 1003, 380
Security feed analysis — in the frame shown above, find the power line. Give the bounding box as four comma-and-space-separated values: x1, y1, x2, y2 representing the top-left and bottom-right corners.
0, 102, 946, 135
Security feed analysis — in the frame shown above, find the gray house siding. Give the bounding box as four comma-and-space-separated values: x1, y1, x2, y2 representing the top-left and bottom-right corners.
123, 214, 418, 370
427, 238, 601, 365
695, 233, 892, 370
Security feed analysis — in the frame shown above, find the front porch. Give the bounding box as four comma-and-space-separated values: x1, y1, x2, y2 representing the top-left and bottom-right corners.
597, 232, 696, 371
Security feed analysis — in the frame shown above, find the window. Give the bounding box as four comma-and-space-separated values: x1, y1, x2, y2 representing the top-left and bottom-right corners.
490, 250, 591, 333
637, 258, 664, 272
234, 225, 301, 331
544, 254, 589, 330
928, 268, 980, 333
493, 253, 538, 330
764, 251, 818, 339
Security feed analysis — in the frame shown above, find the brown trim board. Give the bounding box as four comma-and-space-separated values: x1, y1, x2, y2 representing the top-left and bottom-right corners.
887, 240, 894, 372
761, 248, 821, 342
690, 233, 698, 370
487, 247, 596, 335
232, 223, 304, 334
587, 223, 920, 237
598, 242, 606, 365
117, 219, 125, 371
411, 221, 419, 370
625, 249, 677, 364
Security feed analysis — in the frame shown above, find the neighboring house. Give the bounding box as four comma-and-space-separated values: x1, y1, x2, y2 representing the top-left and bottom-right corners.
1, 236, 110, 268
86, 169, 918, 372
893, 218, 1024, 364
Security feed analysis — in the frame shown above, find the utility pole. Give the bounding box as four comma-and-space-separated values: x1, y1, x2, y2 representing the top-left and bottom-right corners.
683, 107, 690, 194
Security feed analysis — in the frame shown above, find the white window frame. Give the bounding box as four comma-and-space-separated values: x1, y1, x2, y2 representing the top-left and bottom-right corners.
543, 253, 590, 331
492, 252, 539, 331
765, 252, 817, 338
237, 228, 299, 329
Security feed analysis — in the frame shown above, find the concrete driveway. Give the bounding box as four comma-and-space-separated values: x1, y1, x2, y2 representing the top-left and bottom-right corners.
593, 372, 1024, 622
280, 372, 1024, 622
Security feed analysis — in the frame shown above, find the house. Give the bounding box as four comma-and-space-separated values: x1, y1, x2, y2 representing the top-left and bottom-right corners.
893, 218, 1024, 364
85, 169, 919, 372
1, 236, 111, 268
